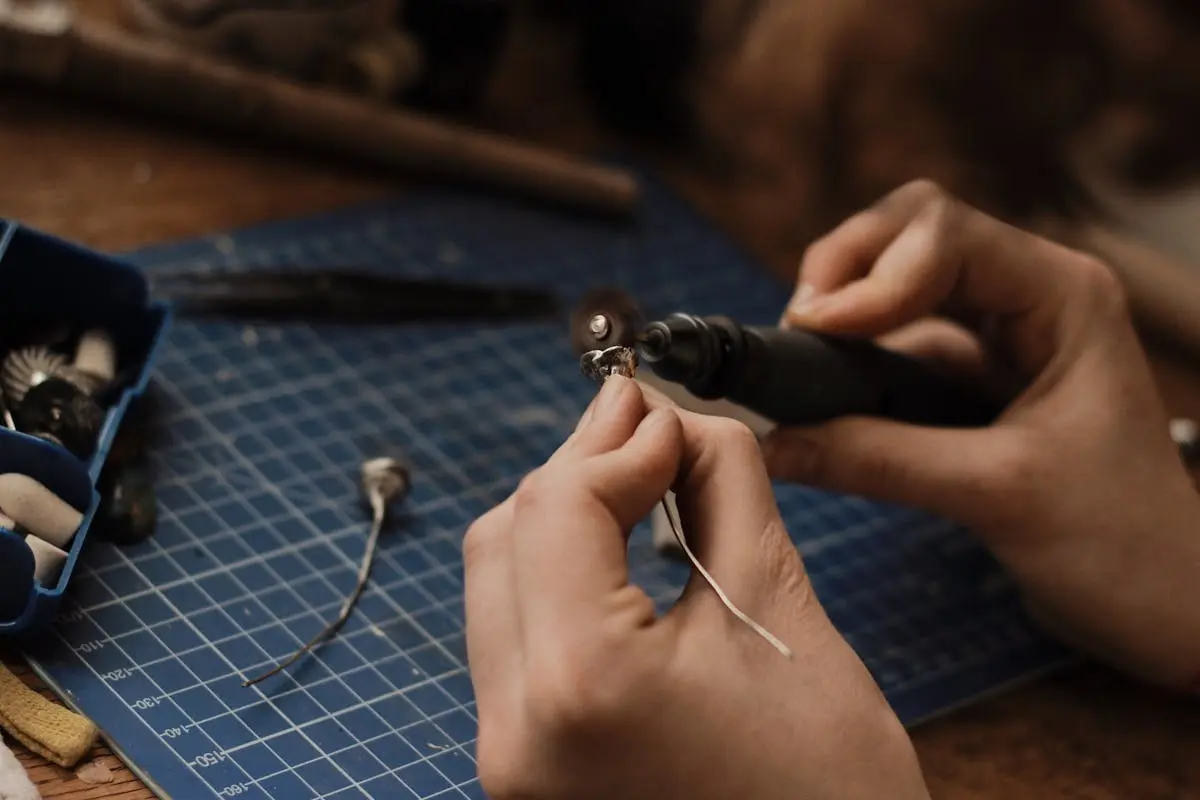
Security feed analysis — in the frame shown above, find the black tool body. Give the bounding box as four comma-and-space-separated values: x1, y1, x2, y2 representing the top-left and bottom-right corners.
636, 313, 1005, 428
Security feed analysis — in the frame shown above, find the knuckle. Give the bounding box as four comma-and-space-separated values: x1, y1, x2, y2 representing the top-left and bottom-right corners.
706, 416, 761, 458
924, 191, 962, 234
801, 230, 837, 268
897, 179, 973, 245
526, 643, 633, 736
1072, 253, 1131, 320
512, 468, 551, 514
984, 434, 1043, 513
461, 518, 497, 568
909, 191, 967, 258
475, 724, 529, 799
897, 177, 949, 207
478, 655, 638, 800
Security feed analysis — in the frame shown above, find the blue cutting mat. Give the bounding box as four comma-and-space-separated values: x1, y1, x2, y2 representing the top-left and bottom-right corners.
22, 174, 1069, 800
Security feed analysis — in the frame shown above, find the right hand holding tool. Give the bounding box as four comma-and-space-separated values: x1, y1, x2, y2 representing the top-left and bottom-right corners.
766, 179, 1200, 690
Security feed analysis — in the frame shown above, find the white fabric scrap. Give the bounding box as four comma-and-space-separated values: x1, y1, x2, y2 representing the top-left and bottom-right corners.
0, 736, 38, 800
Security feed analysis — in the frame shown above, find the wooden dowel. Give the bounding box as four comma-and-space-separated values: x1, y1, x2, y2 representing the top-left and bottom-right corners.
0, 10, 640, 218
1078, 223, 1200, 362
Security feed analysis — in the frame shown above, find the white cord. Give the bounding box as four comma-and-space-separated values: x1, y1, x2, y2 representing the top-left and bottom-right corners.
661, 498, 793, 659
576, 351, 791, 659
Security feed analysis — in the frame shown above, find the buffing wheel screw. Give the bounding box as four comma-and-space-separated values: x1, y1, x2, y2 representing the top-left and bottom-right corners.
1171, 417, 1199, 468
588, 313, 611, 340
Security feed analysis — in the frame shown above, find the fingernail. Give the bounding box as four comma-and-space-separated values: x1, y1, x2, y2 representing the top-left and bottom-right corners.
784, 283, 821, 324
594, 374, 631, 421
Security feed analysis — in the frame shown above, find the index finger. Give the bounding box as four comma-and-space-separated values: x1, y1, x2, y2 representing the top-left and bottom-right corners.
792, 179, 949, 296
786, 180, 1109, 373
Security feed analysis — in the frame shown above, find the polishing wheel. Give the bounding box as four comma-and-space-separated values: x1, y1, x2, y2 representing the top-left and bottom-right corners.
568, 287, 646, 355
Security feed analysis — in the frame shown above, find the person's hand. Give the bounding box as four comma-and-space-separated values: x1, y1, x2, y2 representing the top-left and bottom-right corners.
463, 375, 931, 800
767, 179, 1200, 689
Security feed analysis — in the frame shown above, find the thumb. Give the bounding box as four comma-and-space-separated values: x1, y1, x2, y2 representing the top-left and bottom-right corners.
761, 418, 1021, 526
585, 407, 686, 532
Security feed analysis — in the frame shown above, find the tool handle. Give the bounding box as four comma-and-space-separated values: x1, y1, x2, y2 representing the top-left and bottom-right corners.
0, 14, 640, 219
721, 325, 1005, 428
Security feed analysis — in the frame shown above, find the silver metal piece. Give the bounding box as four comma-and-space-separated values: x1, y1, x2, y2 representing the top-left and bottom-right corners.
361, 456, 411, 508
587, 313, 610, 340
579, 346, 638, 383
1171, 417, 1199, 468
1, 347, 68, 406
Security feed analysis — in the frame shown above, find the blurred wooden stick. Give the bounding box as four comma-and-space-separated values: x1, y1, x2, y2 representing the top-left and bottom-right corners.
0, 1, 640, 218
1077, 223, 1200, 361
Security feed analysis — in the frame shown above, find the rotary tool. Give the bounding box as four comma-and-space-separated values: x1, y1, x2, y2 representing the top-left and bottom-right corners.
568, 288, 1006, 428
631, 312, 1005, 428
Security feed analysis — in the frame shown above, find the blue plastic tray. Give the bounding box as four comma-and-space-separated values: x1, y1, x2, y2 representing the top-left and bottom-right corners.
0, 221, 171, 635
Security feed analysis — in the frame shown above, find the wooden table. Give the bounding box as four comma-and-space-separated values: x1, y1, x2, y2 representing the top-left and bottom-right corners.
1, 81, 1199, 799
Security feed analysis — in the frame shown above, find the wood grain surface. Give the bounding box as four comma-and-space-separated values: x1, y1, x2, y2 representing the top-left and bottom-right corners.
0, 32, 1199, 800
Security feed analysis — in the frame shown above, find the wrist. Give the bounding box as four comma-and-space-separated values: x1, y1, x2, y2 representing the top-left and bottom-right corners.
1036, 497, 1200, 688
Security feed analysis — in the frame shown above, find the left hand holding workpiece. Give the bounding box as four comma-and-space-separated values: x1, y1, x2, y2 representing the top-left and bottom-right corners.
462, 375, 931, 800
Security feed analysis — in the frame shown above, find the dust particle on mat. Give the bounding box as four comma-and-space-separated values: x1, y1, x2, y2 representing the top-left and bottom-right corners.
241, 328, 260, 347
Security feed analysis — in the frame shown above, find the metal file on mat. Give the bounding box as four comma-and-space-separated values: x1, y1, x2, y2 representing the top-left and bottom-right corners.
149, 268, 561, 324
